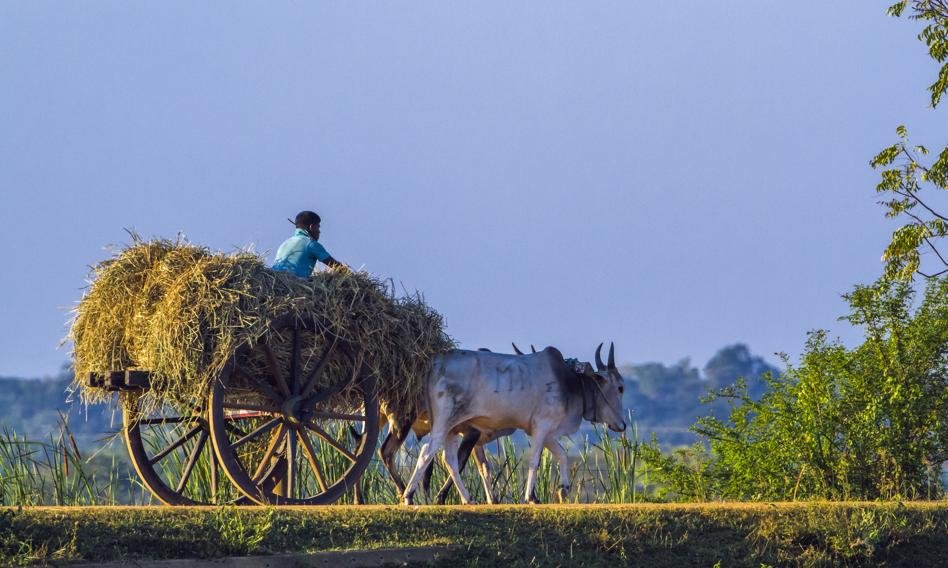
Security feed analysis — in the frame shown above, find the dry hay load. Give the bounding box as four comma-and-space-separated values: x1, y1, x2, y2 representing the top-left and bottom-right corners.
70, 238, 454, 422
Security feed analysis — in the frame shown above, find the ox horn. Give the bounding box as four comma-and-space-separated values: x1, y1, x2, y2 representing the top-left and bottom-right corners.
530, 344, 537, 354
595, 342, 605, 371
608, 342, 615, 369
512, 342, 524, 355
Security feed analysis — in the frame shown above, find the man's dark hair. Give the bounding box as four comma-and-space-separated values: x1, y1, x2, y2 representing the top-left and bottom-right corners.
294, 210, 321, 228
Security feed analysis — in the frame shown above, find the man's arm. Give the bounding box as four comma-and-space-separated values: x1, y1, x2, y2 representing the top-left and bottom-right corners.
308, 241, 347, 270
322, 256, 344, 268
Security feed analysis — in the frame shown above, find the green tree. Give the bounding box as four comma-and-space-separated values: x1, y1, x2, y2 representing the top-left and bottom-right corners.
873, 2, 948, 280
689, 277, 948, 500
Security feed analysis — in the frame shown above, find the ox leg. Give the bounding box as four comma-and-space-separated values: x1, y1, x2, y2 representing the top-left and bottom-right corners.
524, 428, 550, 504
441, 432, 472, 504
435, 427, 478, 505
544, 438, 570, 503
473, 445, 497, 505
403, 433, 444, 505
380, 418, 413, 498
347, 426, 365, 505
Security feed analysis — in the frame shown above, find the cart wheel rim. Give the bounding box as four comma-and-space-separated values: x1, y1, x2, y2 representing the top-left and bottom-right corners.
208, 315, 380, 505
209, 373, 379, 505
123, 394, 233, 505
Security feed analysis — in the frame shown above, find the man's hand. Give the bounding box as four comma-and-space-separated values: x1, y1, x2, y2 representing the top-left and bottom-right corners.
322, 256, 350, 271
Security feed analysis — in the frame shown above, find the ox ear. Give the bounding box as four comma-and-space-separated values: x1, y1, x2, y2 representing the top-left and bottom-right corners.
575, 361, 595, 377
591, 371, 608, 385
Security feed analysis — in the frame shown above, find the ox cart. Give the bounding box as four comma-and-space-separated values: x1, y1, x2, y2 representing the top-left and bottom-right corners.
87, 314, 379, 505
73, 241, 448, 507
86, 313, 381, 506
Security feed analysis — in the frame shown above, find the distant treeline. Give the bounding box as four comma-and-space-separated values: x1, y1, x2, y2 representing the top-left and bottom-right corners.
0, 369, 119, 444
620, 343, 777, 446
0, 343, 778, 448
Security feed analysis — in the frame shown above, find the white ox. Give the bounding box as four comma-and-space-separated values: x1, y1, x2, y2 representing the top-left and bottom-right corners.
403, 343, 627, 505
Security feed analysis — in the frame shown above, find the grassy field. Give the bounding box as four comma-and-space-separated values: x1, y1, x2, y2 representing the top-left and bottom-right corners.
1, 502, 946, 567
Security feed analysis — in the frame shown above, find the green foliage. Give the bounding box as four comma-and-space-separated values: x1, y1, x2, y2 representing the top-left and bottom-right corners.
691, 277, 948, 501
875, 3, 948, 280
871, 128, 948, 280
888, 1, 948, 106
638, 436, 719, 501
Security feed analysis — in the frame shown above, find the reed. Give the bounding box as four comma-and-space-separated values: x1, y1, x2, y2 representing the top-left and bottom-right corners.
0, 414, 656, 506
0, 417, 135, 506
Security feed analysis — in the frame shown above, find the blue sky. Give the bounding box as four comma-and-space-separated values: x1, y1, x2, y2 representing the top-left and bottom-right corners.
0, 2, 942, 378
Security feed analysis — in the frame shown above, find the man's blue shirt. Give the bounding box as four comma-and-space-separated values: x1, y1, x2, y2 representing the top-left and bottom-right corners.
272, 229, 331, 277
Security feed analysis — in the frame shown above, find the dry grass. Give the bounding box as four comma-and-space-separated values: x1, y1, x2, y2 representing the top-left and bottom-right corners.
69, 237, 454, 422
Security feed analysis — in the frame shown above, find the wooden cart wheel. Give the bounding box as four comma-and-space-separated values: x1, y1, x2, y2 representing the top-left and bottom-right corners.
123, 394, 239, 505
208, 315, 380, 505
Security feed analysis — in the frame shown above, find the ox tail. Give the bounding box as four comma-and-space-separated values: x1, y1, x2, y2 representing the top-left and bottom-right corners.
419, 355, 445, 497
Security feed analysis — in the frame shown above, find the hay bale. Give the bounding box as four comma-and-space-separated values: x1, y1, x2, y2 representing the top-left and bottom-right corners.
69, 237, 454, 422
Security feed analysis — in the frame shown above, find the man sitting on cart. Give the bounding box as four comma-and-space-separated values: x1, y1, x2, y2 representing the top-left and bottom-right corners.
272, 210, 345, 277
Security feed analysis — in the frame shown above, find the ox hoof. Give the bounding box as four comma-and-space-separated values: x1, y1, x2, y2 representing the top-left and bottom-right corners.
556, 485, 570, 503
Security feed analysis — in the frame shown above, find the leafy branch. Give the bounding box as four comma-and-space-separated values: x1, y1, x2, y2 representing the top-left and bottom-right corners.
871, 128, 948, 279
874, 3, 948, 280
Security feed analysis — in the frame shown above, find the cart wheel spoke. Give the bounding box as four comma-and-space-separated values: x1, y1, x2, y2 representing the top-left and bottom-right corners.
148, 424, 203, 466
251, 424, 286, 483
233, 368, 283, 404
305, 421, 357, 462
175, 430, 208, 493
290, 323, 302, 395
263, 342, 292, 397
304, 352, 364, 407
231, 418, 280, 449
309, 411, 366, 422
286, 429, 297, 498
300, 336, 339, 398
298, 430, 328, 492
223, 402, 281, 413
225, 422, 251, 439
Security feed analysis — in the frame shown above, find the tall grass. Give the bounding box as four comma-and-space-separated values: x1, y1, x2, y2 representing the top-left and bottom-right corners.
0, 416, 146, 506
0, 411, 656, 506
